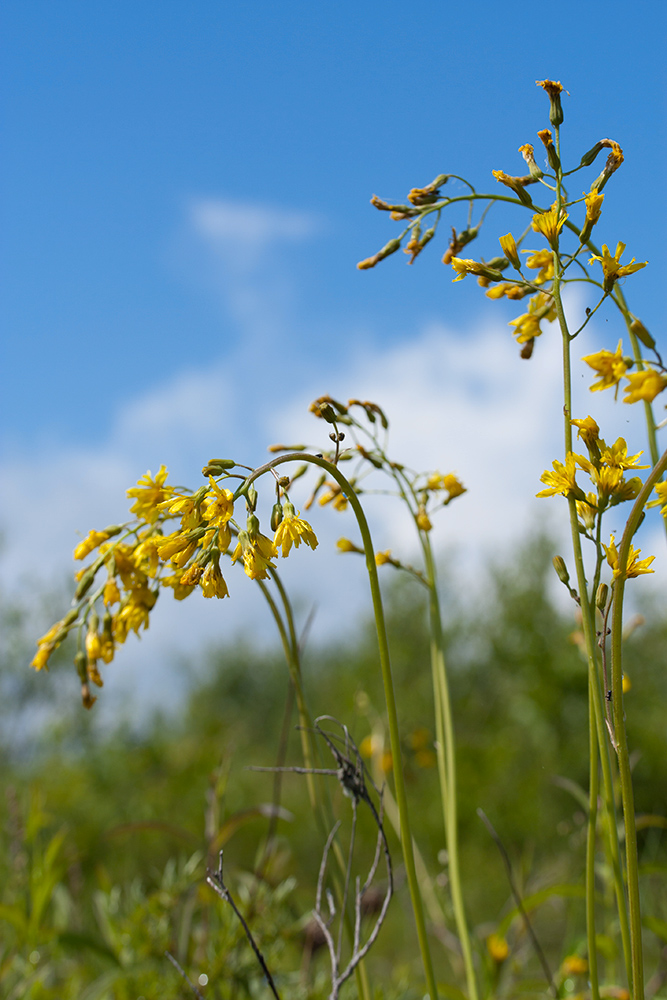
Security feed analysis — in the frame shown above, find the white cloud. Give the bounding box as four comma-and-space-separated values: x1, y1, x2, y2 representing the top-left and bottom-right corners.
190, 198, 321, 272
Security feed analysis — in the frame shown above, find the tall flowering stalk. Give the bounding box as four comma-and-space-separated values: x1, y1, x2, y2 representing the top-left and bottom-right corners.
356, 79, 663, 1000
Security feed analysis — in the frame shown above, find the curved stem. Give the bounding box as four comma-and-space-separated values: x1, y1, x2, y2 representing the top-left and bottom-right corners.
236, 453, 439, 1000
610, 447, 667, 1000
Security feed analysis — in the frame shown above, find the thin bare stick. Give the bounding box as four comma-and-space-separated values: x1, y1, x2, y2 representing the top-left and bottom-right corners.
477, 809, 558, 998
165, 951, 206, 1000
206, 850, 282, 1000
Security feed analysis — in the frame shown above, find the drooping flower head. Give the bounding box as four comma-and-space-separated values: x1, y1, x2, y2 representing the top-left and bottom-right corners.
273, 501, 318, 558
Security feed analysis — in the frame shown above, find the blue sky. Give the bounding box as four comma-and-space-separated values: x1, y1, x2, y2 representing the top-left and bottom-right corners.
2, 0, 664, 450
2, 1, 665, 709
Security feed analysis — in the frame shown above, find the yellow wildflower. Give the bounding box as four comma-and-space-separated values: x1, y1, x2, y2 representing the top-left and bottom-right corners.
522, 249, 554, 285
134, 535, 161, 577
589, 242, 647, 291
375, 550, 392, 566
487, 934, 509, 964
103, 578, 121, 606
576, 493, 597, 531
647, 481, 667, 517
74, 529, 110, 561
179, 565, 204, 586
582, 340, 628, 393
561, 955, 588, 977
337, 537, 361, 553
127, 465, 173, 523
273, 502, 318, 558
605, 535, 655, 579
103, 543, 142, 589
442, 474, 466, 500
113, 585, 158, 643
571, 416, 600, 447
201, 561, 229, 599
416, 508, 432, 531
499, 233, 521, 270
319, 482, 349, 511
623, 368, 667, 404
537, 453, 585, 500
485, 283, 528, 301
450, 257, 503, 283
599, 438, 648, 471
610, 477, 642, 504
161, 573, 196, 600
155, 531, 196, 563
158, 493, 203, 530
231, 529, 277, 580
583, 188, 604, 230
622, 675, 631, 693
203, 478, 234, 527
531, 204, 568, 248
594, 465, 624, 498
509, 310, 542, 345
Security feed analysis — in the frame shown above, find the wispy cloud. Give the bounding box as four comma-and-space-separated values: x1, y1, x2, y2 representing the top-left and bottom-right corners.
180, 196, 323, 342
190, 198, 321, 271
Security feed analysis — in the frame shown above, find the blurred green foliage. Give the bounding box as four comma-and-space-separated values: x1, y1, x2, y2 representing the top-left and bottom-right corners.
2, 535, 666, 997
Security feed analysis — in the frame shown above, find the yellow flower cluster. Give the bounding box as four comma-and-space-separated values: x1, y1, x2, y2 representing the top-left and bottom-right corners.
31, 464, 320, 705
538, 420, 649, 542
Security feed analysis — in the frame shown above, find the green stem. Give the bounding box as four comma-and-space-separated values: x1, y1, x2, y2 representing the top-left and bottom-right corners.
586, 676, 601, 1000
423, 539, 478, 1000
256, 577, 318, 811
258, 571, 372, 1000
551, 217, 632, 987
236, 454, 439, 1000
610, 447, 667, 1000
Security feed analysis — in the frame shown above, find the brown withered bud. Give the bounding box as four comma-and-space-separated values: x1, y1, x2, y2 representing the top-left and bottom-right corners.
81, 682, 97, 710
370, 194, 419, 217
407, 173, 449, 205
591, 140, 624, 192
537, 129, 560, 172
442, 225, 479, 266
520, 338, 535, 360
536, 79, 566, 127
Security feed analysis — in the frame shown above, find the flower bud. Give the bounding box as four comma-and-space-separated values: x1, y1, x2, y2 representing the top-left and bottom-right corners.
74, 650, 88, 682
318, 402, 338, 424
595, 582, 609, 611
270, 502, 284, 531
202, 458, 236, 476
75, 566, 97, 600
246, 486, 258, 511
629, 316, 656, 351
552, 555, 570, 586
246, 513, 260, 540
